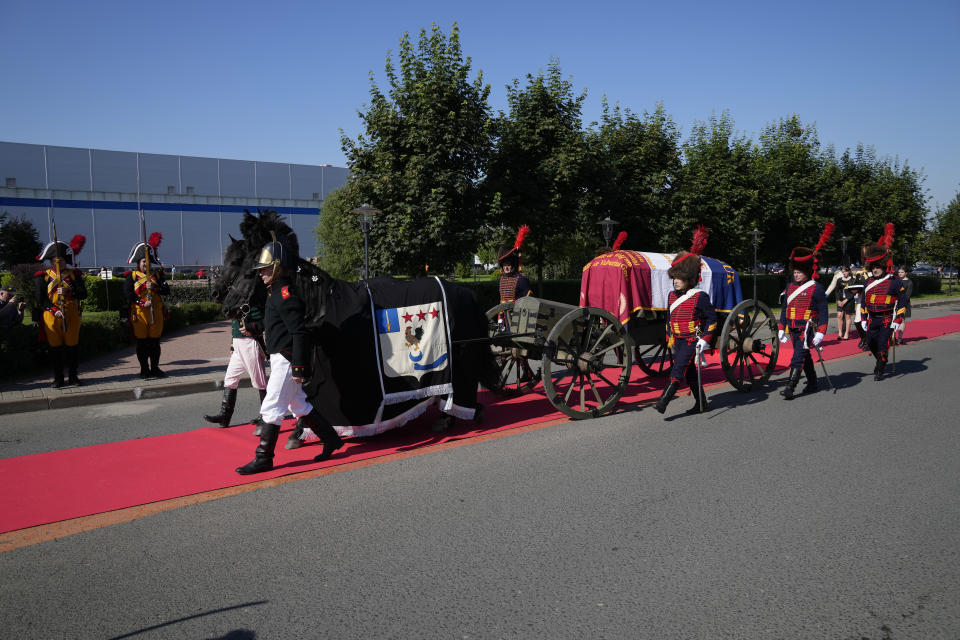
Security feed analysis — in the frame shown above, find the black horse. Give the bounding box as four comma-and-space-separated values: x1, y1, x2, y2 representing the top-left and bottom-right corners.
213, 209, 497, 438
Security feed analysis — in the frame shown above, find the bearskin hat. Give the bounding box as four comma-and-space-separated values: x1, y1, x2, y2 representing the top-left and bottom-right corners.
498, 225, 530, 268
861, 223, 895, 273
128, 232, 163, 266
788, 222, 835, 279
668, 224, 709, 285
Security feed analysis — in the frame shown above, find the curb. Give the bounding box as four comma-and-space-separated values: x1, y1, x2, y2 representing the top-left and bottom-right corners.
1, 377, 252, 415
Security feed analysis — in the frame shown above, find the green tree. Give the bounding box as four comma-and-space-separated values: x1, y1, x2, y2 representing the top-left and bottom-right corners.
752, 115, 837, 264
831, 144, 927, 266
583, 100, 682, 255
675, 111, 759, 267
339, 23, 493, 277
924, 190, 960, 267
0, 214, 42, 270
484, 60, 589, 282
316, 184, 365, 280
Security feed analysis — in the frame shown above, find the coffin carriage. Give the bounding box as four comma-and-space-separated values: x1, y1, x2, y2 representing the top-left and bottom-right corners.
485, 249, 780, 419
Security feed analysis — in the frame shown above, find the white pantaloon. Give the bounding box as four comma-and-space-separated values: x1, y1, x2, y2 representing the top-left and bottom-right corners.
259, 352, 312, 425
223, 337, 267, 390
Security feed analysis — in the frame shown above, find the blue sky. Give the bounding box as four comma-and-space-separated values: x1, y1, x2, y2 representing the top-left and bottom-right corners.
2, 0, 957, 212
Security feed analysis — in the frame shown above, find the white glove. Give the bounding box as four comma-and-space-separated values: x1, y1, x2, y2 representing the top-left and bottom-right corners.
696, 338, 709, 352
778, 329, 788, 343
812, 332, 824, 347
861, 321, 868, 331
891, 322, 901, 332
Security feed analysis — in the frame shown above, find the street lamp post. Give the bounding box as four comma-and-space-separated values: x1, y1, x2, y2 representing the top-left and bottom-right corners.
838, 235, 851, 267
950, 244, 957, 296
350, 204, 381, 279
598, 217, 618, 249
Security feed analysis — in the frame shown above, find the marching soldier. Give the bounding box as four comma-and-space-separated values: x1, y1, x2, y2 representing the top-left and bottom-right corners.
655, 225, 717, 415
777, 223, 834, 399
497, 225, 531, 304
123, 233, 170, 378
236, 239, 343, 475
34, 235, 87, 388
860, 224, 908, 380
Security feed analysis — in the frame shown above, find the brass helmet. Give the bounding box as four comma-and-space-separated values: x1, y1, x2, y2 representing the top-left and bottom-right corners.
253, 240, 295, 272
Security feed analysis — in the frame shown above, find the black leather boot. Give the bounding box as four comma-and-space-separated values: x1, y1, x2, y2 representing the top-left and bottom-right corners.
300, 411, 344, 462
874, 357, 886, 381
249, 388, 267, 427
65, 346, 81, 386
50, 346, 65, 389
204, 387, 237, 427
148, 338, 165, 378
285, 420, 305, 449
655, 380, 681, 414
235, 422, 280, 475
136, 340, 150, 378
801, 358, 818, 394
780, 367, 802, 399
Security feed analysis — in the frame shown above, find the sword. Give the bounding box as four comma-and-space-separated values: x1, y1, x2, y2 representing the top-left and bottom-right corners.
890, 302, 898, 374
51, 220, 67, 334
807, 319, 835, 393
695, 330, 706, 413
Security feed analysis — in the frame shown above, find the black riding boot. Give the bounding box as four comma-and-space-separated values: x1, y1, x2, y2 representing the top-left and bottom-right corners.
299, 411, 344, 462
136, 340, 150, 378
655, 380, 681, 414
148, 338, 165, 378
250, 388, 267, 428
236, 422, 280, 475
204, 387, 237, 427
801, 358, 818, 394
65, 346, 81, 386
285, 420, 305, 449
780, 367, 802, 400
50, 346, 65, 389
856, 323, 867, 350
874, 357, 886, 381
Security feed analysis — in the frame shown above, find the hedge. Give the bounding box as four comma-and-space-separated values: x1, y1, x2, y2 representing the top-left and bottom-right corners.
0, 301, 223, 381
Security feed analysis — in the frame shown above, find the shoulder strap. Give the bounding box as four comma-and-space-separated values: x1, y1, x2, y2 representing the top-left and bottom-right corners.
786, 280, 815, 305
669, 289, 699, 314
864, 274, 890, 293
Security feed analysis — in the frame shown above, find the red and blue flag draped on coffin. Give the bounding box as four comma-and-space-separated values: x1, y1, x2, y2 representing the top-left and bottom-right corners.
580, 250, 743, 324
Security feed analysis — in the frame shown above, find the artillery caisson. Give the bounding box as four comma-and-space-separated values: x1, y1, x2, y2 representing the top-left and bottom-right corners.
486, 249, 780, 419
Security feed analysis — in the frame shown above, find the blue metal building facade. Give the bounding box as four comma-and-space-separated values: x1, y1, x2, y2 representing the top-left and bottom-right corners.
0, 142, 348, 268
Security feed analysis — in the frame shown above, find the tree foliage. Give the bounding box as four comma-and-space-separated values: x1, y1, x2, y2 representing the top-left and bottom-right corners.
316, 184, 365, 280
484, 60, 589, 281
0, 213, 42, 270
338, 23, 492, 277
925, 190, 960, 266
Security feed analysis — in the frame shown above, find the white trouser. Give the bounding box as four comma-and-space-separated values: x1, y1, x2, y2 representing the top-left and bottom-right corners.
259, 353, 312, 425
223, 337, 267, 390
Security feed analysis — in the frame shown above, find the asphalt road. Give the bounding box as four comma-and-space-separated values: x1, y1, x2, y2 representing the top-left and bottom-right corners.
1, 304, 959, 639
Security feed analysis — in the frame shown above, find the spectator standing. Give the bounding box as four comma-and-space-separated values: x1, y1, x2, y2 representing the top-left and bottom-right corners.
825, 265, 858, 340
894, 266, 913, 344
0, 285, 26, 333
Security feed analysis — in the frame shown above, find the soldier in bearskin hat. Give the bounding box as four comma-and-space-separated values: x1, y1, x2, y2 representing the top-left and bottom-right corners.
34, 234, 88, 388
860, 224, 908, 380
655, 225, 717, 416
236, 239, 343, 475
777, 223, 833, 399
497, 225, 531, 304
123, 233, 170, 378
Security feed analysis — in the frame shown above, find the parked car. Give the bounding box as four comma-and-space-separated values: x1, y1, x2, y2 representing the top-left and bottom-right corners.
911, 263, 937, 276
767, 262, 785, 274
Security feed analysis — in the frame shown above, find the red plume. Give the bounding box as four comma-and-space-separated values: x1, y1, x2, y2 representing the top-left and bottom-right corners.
70, 234, 86, 255
148, 232, 163, 250
612, 231, 627, 252
881, 222, 895, 249
690, 224, 709, 255
814, 222, 834, 253
513, 225, 530, 250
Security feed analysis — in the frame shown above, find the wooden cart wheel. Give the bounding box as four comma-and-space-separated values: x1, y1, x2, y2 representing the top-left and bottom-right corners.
719, 299, 780, 392
634, 338, 673, 377
485, 302, 542, 397
541, 307, 633, 420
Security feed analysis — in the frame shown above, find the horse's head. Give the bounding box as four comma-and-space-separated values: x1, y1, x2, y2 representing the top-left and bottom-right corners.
213, 233, 266, 319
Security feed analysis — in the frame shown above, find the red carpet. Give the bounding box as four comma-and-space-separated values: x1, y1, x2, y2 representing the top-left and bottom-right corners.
2, 313, 958, 534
